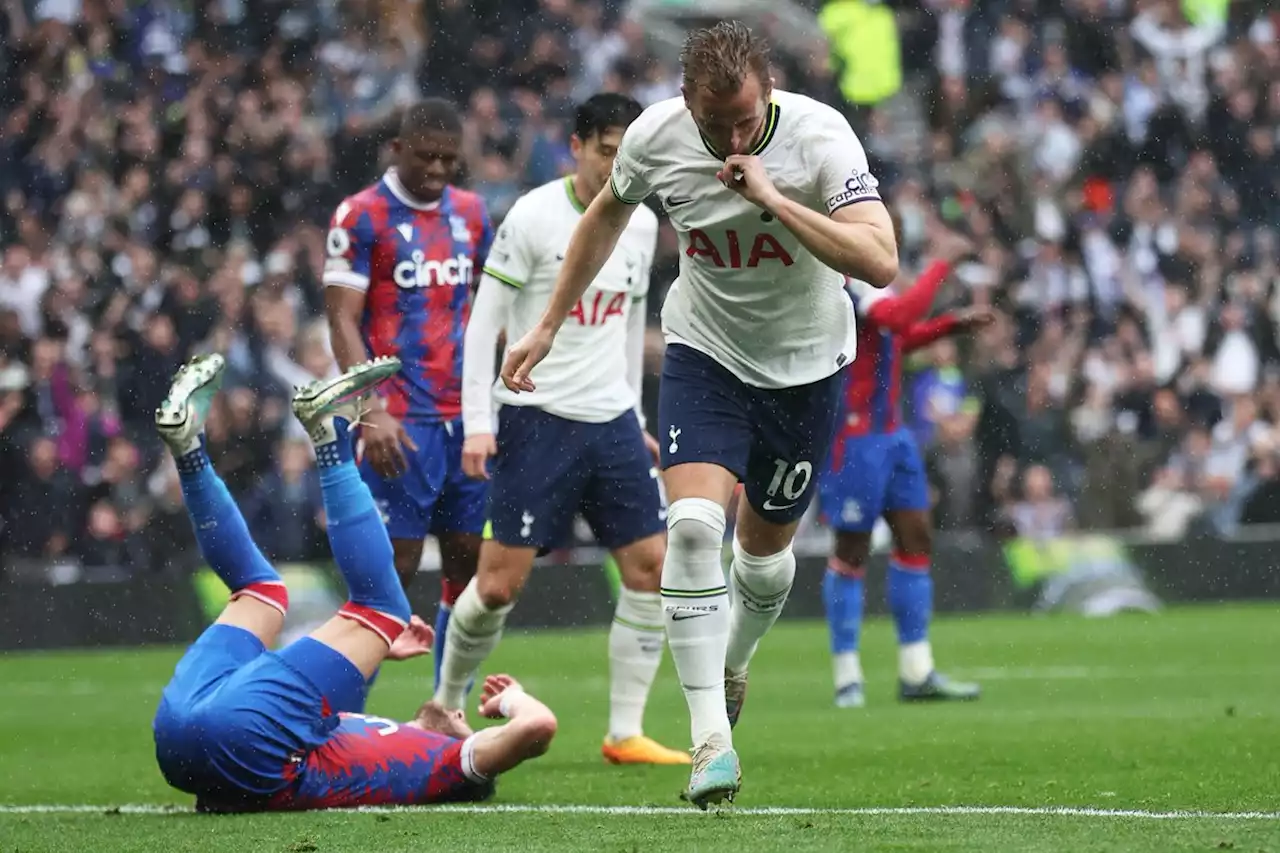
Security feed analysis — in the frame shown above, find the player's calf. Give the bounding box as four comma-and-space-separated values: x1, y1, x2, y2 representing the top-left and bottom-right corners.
433, 544, 524, 712
603, 534, 691, 766
825, 532, 871, 707
292, 358, 413, 676
155, 353, 289, 642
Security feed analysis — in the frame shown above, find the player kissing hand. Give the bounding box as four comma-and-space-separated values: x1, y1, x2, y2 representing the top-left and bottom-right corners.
462, 434, 497, 480
500, 325, 554, 393
718, 155, 781, 211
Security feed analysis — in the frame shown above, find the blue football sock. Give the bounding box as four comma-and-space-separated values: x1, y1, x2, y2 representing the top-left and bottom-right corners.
432, 604, 451, 691
317, 420, 410, 623
887, 555, 933, 645
176, 443, 279, 592
822, 563, 864, 655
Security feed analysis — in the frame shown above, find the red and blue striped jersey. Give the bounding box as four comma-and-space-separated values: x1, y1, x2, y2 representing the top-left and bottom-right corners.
324, 170, 493, 422
838, 261, 960, 441
268, 713, 492, 810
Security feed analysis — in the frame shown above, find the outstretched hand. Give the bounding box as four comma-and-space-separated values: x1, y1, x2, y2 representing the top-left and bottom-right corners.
478, 674, 524, 719
386, 615, 435, 661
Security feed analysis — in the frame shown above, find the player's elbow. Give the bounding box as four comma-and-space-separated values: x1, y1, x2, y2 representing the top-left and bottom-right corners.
856, 251, 899, 289
517, 710, 559, 759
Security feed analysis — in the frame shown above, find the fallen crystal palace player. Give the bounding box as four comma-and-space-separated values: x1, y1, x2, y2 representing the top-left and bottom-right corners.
151, 354, 555, 811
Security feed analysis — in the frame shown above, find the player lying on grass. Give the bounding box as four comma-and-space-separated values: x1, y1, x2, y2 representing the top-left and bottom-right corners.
440, 92, 687, 768
817, 221, 989, 709
151, 354, 556, 812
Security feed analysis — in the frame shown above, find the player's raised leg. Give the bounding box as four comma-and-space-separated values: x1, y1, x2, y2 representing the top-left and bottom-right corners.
152, 354, 293, 795
724, 494, 799, 725
291, 357, 416, 680
726, 367, 847, 729
155, 353, 289, 644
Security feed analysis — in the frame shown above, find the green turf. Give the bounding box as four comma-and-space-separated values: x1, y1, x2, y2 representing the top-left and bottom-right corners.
2, 605, 1279, 851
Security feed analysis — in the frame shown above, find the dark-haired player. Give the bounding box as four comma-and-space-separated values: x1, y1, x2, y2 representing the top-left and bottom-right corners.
440, 93, 687, 767
152, 354, 556, 812
324, 99, 493, 691
500, 22, 899, 806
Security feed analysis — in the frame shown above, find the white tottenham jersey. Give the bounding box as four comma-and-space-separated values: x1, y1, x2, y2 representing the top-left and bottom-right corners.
609, 89, 882, 389
478, 176, 657, 423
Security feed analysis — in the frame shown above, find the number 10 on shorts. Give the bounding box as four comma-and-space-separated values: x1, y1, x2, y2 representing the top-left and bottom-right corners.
764, 459, 812, 511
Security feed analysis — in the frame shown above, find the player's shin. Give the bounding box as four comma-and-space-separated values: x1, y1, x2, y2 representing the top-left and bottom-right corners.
888, 552, 934, 685
316, 423, 411, 646
433, 576, 466, 691
435, 578, 512, 711
823, 557, 865, 697
608, 587, 664, 741
661, 498, 732, 747
176, 441, 286, 611
725, 539, 796, 674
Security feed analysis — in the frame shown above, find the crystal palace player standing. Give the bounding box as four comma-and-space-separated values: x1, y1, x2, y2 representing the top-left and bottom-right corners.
817, 224, 989, 710
500, 22, 898, 808
324, 100, 493, 688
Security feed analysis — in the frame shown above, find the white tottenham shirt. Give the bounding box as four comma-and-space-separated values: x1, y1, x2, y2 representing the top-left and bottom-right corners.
462, 176, 658, 436
610, 89, 882, 389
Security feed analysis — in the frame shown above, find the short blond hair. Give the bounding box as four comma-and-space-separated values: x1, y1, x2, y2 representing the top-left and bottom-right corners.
680, 20, 772, 96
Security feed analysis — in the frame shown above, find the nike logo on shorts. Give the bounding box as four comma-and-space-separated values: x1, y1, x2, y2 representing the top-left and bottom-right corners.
670, 611, 712, 621
665, 196, 694, 207
762, 499, 798, 511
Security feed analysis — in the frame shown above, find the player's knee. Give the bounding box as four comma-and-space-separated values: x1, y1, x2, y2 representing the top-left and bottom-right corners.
834, 533, 872, 568
475, 572, 519, 610
666, 497, 726, 555
392, 545, 422, 588
473, 548, 530, 610
891, 515, 933, 558
616, 535, 665, 592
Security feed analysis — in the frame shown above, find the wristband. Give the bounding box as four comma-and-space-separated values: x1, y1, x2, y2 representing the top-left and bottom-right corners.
498, 688, 524, 718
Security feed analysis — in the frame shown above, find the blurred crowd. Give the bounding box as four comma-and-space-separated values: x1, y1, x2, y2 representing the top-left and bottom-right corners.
0, 0, 1277, 581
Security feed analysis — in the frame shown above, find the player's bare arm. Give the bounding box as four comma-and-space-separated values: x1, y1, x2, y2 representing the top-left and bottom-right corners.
500, 189, 636, 392
721, 154, 898, 286
466, 675, 559, 775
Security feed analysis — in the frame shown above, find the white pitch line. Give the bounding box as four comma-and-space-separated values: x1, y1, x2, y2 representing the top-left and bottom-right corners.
0, 804, 1277, 820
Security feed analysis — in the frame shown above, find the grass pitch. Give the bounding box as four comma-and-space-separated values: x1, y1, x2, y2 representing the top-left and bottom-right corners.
2, 605, 1278, 851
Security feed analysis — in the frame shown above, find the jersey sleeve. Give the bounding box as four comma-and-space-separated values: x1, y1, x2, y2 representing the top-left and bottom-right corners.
609, 121, 652, 205
481, 198, 537, 289
323, 198, 376, 292
813, 110, 883, 215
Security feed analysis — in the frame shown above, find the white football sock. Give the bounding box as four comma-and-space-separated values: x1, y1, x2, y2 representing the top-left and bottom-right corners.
661, 497, 731, 748
607, 587, 664, 742
434, 579, 512, 710
833, 651, 864, 689
899, 640, 935, 686
724, 538, 795, 674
